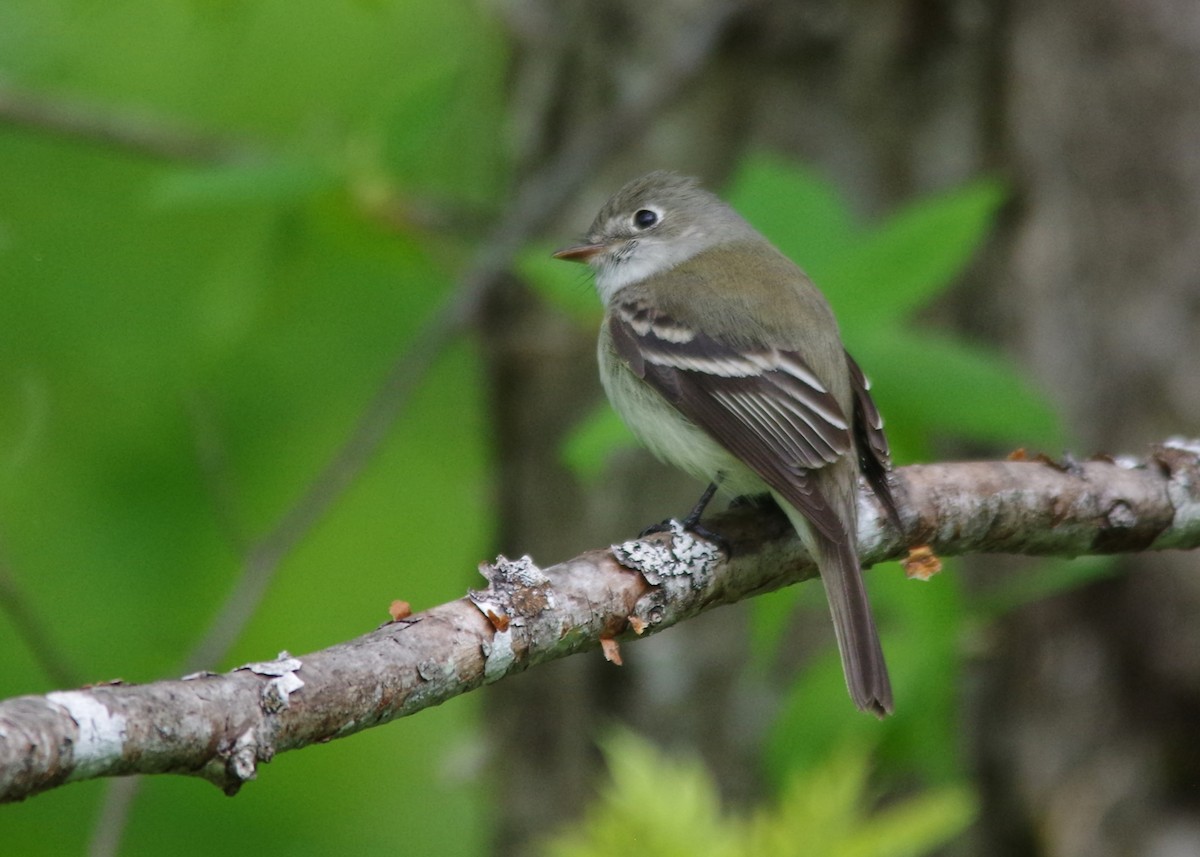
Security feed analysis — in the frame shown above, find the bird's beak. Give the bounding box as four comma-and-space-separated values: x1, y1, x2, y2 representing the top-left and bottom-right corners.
552, 242, 606, 263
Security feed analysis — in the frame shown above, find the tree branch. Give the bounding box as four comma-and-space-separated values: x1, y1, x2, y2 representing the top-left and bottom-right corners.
0, 78, 264, 164
2, 442, 1197, 805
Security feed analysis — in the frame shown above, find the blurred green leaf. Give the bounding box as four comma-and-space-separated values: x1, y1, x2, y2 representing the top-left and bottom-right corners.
748, 583, 805, 665
544, 731, 737, 857
149, 158, 339, 208
379, 30, 510, 206
826, 178, 1007, 329
854, 332, 1062, 458
544, 731, 976, 857
750, 746, 975, 857
727, 154, 857, 281
729, 155, 1007, 333
829, 784, 976, 857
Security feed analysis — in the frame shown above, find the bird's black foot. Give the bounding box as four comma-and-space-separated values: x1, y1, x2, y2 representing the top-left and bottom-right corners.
638, 482, 731, 555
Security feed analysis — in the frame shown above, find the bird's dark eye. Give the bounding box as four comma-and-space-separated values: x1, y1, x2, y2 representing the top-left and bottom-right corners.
633, 208, 659, 229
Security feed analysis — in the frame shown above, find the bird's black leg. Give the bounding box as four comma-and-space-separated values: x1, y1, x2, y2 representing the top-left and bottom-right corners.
639, 480, 731, 554
681, 481, 719, 530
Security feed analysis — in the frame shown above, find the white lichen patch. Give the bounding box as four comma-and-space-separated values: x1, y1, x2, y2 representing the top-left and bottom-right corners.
1153, 438, 1200, 546
611, 520, 721, 586
226, 727, 259, 783
1165, 461, 1200, 536
481, 628, 516, 682
45, 691, 127, 779
237, 652, 304, 712
1164, 437, 1200, 456
855, 491, 891, 555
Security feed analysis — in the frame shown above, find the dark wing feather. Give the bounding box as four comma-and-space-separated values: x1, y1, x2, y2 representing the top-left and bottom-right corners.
845, 350, 902, 530
611, 298, 853, 542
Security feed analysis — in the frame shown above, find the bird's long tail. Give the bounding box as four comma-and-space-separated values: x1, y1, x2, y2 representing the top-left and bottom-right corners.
782, 504, 893, 717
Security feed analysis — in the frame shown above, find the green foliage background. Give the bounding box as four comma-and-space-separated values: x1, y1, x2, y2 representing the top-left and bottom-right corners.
1, 2, 1073, 854
1, 0, 504, 852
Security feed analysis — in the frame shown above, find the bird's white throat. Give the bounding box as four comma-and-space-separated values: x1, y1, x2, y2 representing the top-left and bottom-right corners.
592, 228, 710, 304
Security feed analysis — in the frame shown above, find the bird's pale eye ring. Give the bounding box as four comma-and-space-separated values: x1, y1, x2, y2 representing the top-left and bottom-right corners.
632, 208, 660, 229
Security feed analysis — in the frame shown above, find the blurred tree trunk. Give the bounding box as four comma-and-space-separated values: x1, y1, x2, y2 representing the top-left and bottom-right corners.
978, 2, 1200, 855
483, 4, 767, 851
484, 1, 1200, 854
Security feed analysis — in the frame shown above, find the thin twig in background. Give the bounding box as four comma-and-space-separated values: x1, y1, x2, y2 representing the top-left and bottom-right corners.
0, 555, 78, 691
86, 782, 138, 857
186, 394, 250, 555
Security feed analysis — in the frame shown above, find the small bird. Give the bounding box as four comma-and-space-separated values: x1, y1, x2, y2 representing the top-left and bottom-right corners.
554, 171, 900, 716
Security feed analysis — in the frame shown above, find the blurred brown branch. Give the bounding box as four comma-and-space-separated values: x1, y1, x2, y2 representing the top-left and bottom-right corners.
0, 78, 264, 164
2, 442, 1197, 805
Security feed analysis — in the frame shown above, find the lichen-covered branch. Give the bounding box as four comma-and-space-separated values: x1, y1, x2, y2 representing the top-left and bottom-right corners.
2, 441, 1198, 804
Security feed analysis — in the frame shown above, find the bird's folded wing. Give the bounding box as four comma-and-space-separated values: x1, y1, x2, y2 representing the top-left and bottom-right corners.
610, 298, 853, 542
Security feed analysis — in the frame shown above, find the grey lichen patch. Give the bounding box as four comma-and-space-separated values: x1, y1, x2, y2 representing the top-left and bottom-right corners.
468, 554, 554, 629
611, 520, 722, 587
1112, 453, 1143, 470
